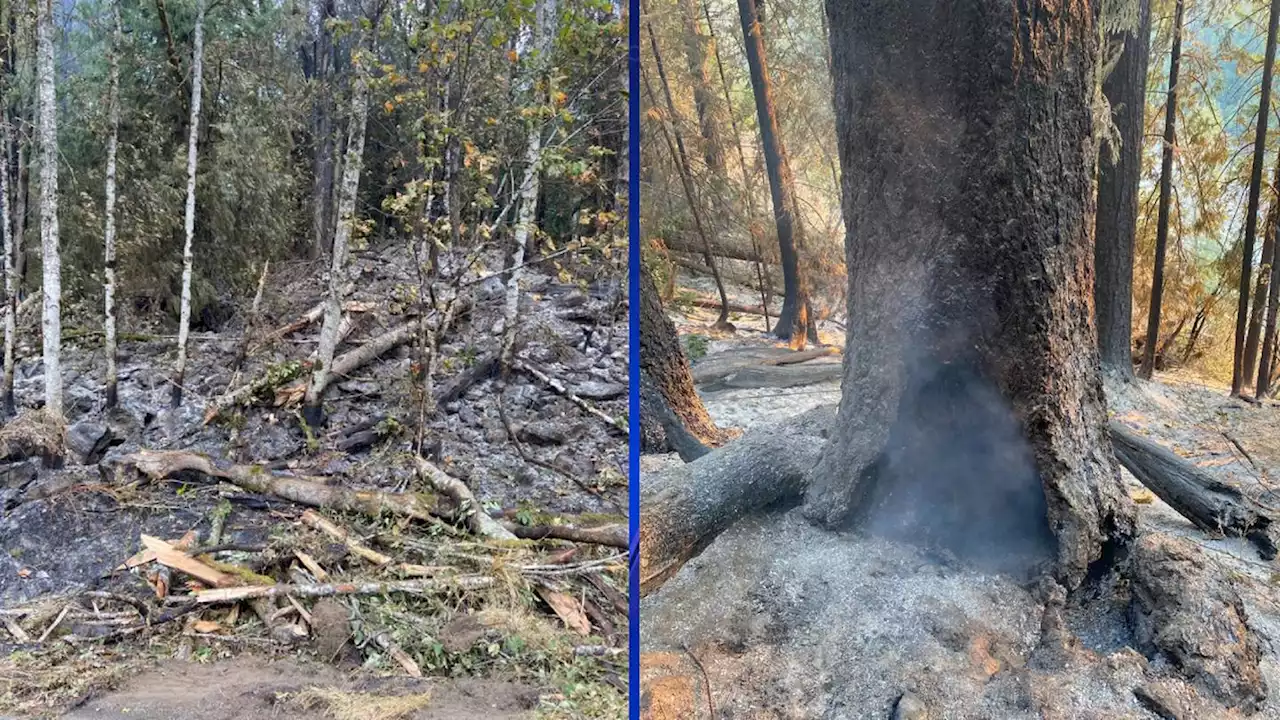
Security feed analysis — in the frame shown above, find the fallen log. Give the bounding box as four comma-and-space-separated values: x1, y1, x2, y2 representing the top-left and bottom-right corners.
686, 296, 777, 318
515, 360, 627, 434
639, 406, 834, 596
502, 521, 628, 548
701, 361, 844, 391
275, 315, 427, 407
192, 575, 495, 603
434, 351, 499, 407
119, 450, 444, 524
255, 289, 363, 348
300, 509, 394, 565
691, 346, 840, 385
412, 456, 517, 540
1108, 421, 1278, 559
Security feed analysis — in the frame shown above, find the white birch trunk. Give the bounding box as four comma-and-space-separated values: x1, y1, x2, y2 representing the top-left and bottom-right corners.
303, 42, 370, 424
1, 94, 14, 416
500, 0, 558, 368
103, 2, 121, 408
35, 0, 60, 417
172, 0, 204, 408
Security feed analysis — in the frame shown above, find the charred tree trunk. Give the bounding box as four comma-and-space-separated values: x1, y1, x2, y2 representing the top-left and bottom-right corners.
1245, 198, 1279, 392
1095, 0, 1150, 378
639, 265, 732, 451
1259, 215, 1280, 395
804, 0, 1134, 588
1140, 0, 1183, 380
705, 0, 770, 331
737, 0, 808, 347
1234, 0, 1280, 395
643, 22, 731, 330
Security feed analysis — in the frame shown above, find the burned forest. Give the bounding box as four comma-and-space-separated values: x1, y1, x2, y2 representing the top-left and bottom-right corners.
0, 0, 629, 717
640, 0, 1280, 717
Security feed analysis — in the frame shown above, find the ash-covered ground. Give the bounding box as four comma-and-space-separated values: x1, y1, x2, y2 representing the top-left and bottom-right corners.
641, 274, 1280, 719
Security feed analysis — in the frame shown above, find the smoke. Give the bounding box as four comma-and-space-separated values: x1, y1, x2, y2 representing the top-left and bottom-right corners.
861, 359, 1056, 576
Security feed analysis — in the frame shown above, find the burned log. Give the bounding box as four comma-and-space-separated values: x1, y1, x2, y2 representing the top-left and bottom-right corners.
690, 346, 838, 385
639, 406, 832, 595
1109, 421, 1278, 558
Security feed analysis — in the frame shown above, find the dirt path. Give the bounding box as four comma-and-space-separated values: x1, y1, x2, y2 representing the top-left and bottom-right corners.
61, 655, 538, 720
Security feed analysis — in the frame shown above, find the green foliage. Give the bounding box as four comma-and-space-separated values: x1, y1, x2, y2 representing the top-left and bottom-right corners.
682, 333, 709, 361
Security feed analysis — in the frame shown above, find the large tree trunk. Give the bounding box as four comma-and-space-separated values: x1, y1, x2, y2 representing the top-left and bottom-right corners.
171, 0, 205, 410
303, 30, 371, 427
35, 0, 60, 417
1233, 0, 1280, 396
1140, 0, 1183, 380
678, 0, 724, 176
639, 265, 732, 451
802, 0, 1134, 589
737, 0, 808, 347
1095, 0, 1150, 378
103, 2, 122, 409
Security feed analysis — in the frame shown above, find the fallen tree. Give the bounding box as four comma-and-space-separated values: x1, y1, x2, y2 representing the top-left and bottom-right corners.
690, 346, 838, 385
1109, 422, 1278, 558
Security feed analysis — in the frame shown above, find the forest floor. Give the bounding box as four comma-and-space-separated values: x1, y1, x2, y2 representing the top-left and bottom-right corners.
640, 273, 1280, 719
0, 242, 628, 719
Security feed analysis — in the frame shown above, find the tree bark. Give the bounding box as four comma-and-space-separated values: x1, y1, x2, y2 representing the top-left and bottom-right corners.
304, 29, 371, 427
0, 49, 13, 418
639, 264, 732, 449
310, 0, 337, 259
804, 0, 1134, 588
1095, 0, 1150, 378
678, 0, 724, 176
171, 0, 205, 409
1259, 215, 1280, 395
643, 23, 731, 329
35, 0, 60, 417
1233, 0, 1280, 395
1141, 0, 1183, 380
500, 0, 558, 369
103, 2, 122, 409
737, 0, 808, 347
1245, 197, 1278, 392
704, 0, 770, 331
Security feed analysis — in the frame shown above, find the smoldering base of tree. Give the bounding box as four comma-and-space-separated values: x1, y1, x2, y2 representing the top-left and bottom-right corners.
1109, 422, 1278, 558
638, 405, 832, 596
639, 372, 714, 462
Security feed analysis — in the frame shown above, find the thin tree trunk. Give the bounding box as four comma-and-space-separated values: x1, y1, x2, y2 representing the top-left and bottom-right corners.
705, 0, 769, 331
103, 2, 122, 409
12, 125, 25, 293
737, 0, 807, 347
35, 0, 60, 417
1232, 0, 1280, 395
500, 0, 558, 369
1, 11, 15, 417
171, 0, 205, 409
644, 19, 731, 329
1095, 0, 1150, 378
310, 0, 336, 259
1247, 195, 1279, 392
1258, 213, 1280, 395
1140, 0, 1183, 380
1, 110, 12, 418
678, 0, 724, 175
303, 31, 371, 427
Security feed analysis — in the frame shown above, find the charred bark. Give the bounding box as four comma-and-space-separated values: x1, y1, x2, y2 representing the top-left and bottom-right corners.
1141, 0, 1183, 380
1095, 0, 1150, 377
804, 0, 1134, 587
639, 265, 732, 449
737, 0, 808, 346
1234, 0, 1280, 396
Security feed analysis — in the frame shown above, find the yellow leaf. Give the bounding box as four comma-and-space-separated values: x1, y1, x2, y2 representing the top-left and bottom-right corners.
507, 49, 518, 62
384, 101, 395, 113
